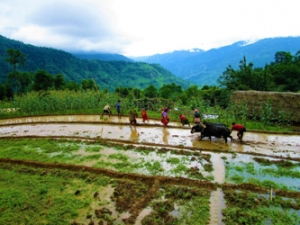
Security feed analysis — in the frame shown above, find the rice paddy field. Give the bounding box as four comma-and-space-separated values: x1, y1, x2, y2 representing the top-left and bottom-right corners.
0, 115, 299, 225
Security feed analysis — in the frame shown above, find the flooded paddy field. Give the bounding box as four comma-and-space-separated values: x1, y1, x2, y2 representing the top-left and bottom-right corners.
0, 115, 300, 225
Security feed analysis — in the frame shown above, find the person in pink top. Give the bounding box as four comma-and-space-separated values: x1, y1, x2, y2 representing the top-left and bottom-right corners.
161, 108, 169, 127
231, 122, 246, 140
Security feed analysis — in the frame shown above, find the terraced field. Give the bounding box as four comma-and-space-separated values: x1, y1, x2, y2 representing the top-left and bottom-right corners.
0, 115, 299, 225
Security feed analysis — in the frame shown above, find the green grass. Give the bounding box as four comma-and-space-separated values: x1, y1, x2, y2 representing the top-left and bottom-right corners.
172, 163, 188, 175
0, 164, 111, 225
166, 157, 180, 164
85, 145, 104, 152
223, 190, 300, 225
0, 139, 206, 177
108, 153, 129, 161
225, 159, 300, 190
145, 161, 163, 175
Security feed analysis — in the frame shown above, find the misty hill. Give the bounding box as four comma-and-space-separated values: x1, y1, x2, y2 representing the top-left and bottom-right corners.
0, 35, 192, 91
138, 37, 300, 86
72, 53, 134, 62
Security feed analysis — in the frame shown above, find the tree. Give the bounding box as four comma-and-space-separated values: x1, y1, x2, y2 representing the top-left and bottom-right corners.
143, 84, 158, 98
5, 48, 26, 93
185, 85, 199, 97
218, 56, 269, 91
81, 79, 95, 91
114, 87, 132, 98
133, 88, 142, 98
66, 81, 80, 91
0, 83, 6, 100
54, 74, 66, 90
274, 51, 293, 64
4, 83, 14, 100
7, 72, 33, 94
269, 51, 300, 92
269, 63, 300, 92
32, 70, 54, 91
159, 83, 182, 99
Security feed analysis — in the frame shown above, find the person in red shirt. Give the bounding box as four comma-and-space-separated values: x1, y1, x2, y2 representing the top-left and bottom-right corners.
179, 114, 190, 126
141, 109, 149, 122
231, 122, 246, 140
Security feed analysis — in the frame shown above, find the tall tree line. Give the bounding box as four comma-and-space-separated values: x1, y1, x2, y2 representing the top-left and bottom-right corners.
218, 51, 300, 92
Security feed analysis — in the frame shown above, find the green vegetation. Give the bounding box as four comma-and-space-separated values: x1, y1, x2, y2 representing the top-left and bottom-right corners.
166, 157, 180, 164
142, 186, 211, 225
0, 138, 213, 179
223, 190, 300, 225
218, 52, 300, 92
0, 163, 111, 225
225, 157, 300, 191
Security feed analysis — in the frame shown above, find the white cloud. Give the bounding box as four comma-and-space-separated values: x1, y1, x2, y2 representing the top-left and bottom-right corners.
0, 0, 299, 56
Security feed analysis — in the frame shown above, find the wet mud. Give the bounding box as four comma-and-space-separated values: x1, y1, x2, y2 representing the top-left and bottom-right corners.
0, 115, 299, 157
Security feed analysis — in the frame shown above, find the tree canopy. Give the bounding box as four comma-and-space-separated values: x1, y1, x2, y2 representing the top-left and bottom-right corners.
218, 51, 300, 92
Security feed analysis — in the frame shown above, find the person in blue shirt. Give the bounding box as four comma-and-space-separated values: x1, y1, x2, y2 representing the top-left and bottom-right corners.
116, 100, 121, 118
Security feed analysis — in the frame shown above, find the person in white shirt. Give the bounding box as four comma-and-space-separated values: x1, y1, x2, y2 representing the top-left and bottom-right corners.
102, 104, 111, 117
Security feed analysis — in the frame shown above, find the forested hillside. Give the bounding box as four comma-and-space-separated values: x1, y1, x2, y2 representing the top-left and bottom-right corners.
72, 53, 133, 62
0, 35, 192, 91
139, 37, 300, 85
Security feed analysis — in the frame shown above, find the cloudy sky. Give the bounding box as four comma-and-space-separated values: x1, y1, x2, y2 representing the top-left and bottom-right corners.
1, 0, 299, 57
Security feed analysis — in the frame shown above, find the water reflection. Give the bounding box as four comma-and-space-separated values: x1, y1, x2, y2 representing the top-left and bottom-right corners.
0, 116, 299, 157
209, 188, 225, 225
99, 126, 103, 137
210, 153, 226, 184
162, 128, 170, 144
130, 126, 139, 141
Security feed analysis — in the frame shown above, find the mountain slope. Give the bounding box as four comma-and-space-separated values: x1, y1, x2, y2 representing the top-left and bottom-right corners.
0, 35, 192, 91
139, 37, 300, 86
72, 53, 134, 62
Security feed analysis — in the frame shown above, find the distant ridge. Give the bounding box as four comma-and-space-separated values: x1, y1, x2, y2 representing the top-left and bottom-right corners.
72, 53, 134, 62
138, 36, 300, 86
0, 35, 192, 90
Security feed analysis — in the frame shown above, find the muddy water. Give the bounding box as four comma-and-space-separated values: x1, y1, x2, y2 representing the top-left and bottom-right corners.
208, 154, 226, 225
1, 120, 299, 157
210, 153, 226, 184
0, 115, 181, 126
209, 188, 225, 225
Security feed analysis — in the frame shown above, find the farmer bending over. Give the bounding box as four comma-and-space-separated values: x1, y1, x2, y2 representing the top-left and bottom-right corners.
231, 122, 246, 141
102, 104, 111, 117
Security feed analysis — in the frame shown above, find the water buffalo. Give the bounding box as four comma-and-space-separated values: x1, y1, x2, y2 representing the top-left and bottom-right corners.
190, 122, 232, 143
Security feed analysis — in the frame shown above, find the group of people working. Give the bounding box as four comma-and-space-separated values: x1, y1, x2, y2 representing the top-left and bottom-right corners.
101, 100, 149, 125
163, 108, 246, 140
101, 100, 121, 118
102, 103, 246, 140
